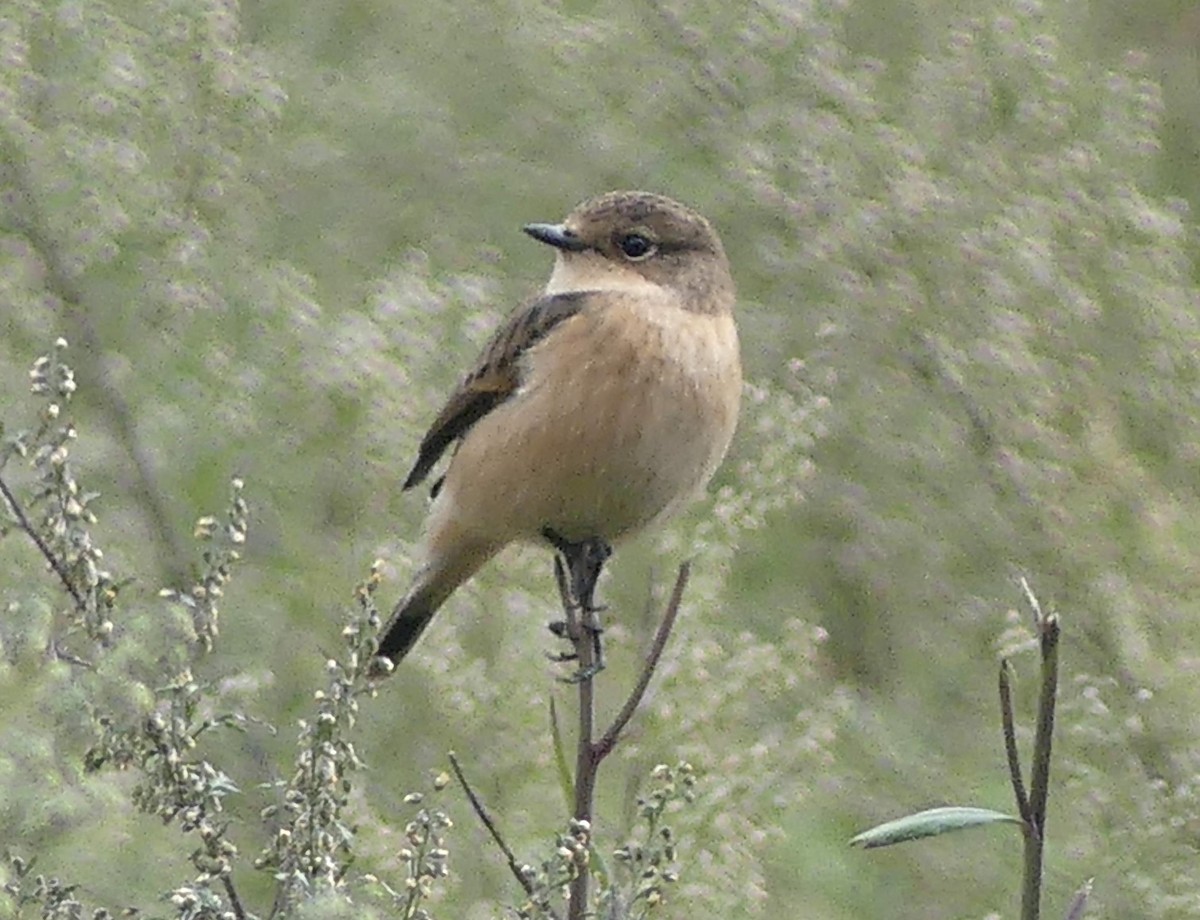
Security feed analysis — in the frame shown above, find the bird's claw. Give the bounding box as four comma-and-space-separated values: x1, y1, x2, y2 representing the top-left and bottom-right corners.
558, 660, 606, 684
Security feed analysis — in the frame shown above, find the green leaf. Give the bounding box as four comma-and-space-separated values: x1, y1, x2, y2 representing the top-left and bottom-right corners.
850, 806, 1023, 849
549, 696, 574, 813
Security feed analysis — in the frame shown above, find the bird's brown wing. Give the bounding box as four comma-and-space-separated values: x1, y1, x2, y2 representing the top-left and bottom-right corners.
402, 290, 591, 491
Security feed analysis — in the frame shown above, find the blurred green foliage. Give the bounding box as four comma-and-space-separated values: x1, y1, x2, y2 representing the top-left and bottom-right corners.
2, 0, 1200, 917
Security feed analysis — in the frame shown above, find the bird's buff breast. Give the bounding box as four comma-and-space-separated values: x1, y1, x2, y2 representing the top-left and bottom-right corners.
434, 299, 741, 545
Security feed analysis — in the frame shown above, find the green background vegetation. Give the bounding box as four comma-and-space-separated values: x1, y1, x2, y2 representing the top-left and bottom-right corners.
3, 0, 1200, 916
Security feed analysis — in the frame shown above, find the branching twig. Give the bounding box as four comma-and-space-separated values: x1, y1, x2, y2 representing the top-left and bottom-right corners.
1015, 582, 1060, 920
457, 554, 690, 918
999, 659, 1031, 828
562, 560, 689, 920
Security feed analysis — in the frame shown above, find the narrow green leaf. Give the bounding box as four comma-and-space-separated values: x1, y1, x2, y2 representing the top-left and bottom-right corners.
850, 806, 1023, 849
549, 696, 573, 812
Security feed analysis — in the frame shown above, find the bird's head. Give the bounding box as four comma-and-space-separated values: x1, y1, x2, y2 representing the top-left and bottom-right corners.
524, 190, 734, 315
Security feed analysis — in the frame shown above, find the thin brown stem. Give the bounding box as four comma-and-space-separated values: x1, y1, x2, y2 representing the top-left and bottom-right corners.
595, 563, 690, 760
1020, 608, 1060, 920
568, 586, 597, 920
999, 658, 1032, 827
0, 473, 89, 612
448, 751, 548, 910
220, 875, 247, 920
1029, 615, 1060, 825
562, 558, 690, 920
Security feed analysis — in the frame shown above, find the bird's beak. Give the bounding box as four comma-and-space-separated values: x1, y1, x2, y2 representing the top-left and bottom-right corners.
523, 222, 588, 253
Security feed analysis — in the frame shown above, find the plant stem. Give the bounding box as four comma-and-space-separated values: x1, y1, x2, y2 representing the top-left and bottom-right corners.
1019, 611, 1060, 920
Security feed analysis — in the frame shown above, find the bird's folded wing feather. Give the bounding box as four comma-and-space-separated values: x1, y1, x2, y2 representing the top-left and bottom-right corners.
402, 290, 591, 490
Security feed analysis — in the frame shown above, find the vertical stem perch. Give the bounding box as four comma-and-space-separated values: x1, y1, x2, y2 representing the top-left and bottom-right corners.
999, 659, 1031, 827
563, 561, 689, 920
558, 548, 599, 920
1019, 611, 1060, 920
569, 617, 598, 920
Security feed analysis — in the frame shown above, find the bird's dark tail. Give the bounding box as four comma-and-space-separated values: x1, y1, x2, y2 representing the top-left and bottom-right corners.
378, 580, 440, 664
376, 538, 499, 667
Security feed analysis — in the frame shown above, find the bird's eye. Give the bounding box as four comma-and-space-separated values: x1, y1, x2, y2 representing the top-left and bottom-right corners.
618, 233, 656, 260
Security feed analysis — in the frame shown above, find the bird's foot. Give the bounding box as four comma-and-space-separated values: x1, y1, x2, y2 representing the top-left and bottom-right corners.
546, 610, 605, 652
559, 657, 606, 684
546, 610, 607, 681
542, 528, 612, 680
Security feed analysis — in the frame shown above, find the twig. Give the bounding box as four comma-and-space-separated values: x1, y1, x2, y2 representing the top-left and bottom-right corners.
1029, 614, 1060, 826
568, 580, 598, 920
220, 875, 248, 920
563, 559, 689, 920
999, 659, 1032, 828
447, 751, 545, 908
1020, 576, 1044, 631
50, 641, 94, 669
0, 472, 89, 612
1019, 590, 1060, 920
595, 563, 690, 760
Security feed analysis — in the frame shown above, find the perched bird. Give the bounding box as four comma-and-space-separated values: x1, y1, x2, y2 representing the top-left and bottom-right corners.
377, 190, 741, 667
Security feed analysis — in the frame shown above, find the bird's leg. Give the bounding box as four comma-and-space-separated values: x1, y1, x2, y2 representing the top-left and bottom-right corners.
565, 536, 611, 680
542, 528, 612, 678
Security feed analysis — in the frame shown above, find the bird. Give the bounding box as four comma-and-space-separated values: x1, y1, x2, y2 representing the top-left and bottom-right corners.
376, 190, 741, 668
